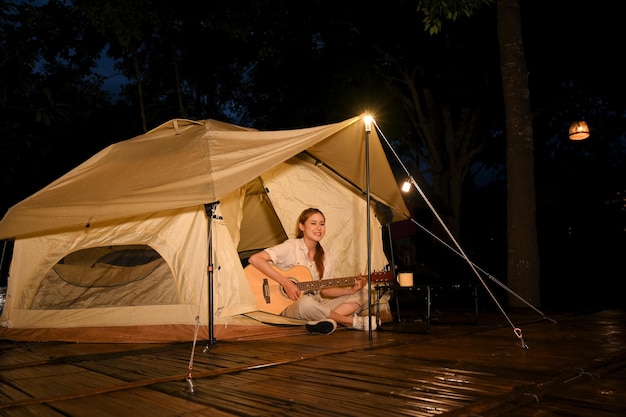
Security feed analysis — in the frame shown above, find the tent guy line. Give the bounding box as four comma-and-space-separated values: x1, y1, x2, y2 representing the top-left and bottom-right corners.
374, 120, 554, 348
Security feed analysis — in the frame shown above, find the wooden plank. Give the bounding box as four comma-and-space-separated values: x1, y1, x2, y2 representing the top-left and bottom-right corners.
0, 309, 624, 416
51, 388, 211, 417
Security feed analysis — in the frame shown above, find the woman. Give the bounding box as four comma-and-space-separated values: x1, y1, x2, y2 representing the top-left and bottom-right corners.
247, 208, 376, 335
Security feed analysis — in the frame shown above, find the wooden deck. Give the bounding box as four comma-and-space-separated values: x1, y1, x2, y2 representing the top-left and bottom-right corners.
1, 308, 625, 416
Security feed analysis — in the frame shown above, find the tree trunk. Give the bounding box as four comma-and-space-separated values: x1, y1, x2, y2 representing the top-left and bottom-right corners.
497, 0, 541, 307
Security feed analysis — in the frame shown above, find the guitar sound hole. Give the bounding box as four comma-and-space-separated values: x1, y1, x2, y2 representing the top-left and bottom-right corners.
280, 278, 299, 298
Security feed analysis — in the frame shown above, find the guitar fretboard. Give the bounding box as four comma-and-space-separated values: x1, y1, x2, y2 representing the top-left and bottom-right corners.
296, 277, 358, 292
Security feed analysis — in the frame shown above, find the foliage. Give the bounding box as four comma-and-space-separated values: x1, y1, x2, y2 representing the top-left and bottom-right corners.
416, 0, 493, 34
0, 0, 111, 205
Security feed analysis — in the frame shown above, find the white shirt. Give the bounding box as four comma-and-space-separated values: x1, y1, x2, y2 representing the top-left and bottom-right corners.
264, 238, 334, 280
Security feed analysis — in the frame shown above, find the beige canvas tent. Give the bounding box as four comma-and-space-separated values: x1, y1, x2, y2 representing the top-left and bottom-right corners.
0, 114, 410, 343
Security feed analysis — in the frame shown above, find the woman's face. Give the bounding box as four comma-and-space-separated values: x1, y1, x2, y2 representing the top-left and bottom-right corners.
299, 212, 326, 242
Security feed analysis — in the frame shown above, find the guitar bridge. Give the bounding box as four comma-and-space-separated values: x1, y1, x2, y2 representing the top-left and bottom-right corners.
262, 278, 271, 304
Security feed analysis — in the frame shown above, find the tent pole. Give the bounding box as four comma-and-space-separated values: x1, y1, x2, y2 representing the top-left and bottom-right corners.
0, 240, 7, 282
204, 203, 218, 348
364, 116, 373, 340
385, 223, 401, 320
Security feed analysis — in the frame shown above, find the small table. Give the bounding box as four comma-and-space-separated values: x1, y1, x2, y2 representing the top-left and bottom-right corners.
375, 282, 479, 331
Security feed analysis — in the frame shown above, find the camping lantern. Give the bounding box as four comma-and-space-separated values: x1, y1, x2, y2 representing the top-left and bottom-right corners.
568, 121, 590, 141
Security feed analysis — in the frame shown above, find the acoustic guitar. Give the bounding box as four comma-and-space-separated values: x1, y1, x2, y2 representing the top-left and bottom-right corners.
244, 264, 394, 315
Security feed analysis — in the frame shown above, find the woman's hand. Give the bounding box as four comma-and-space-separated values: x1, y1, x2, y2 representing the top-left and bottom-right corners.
282, 279, 301, 300
352, 276, 367, 294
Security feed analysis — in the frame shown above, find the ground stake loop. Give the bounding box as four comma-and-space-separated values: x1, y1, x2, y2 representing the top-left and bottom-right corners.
514, 327, 529, 349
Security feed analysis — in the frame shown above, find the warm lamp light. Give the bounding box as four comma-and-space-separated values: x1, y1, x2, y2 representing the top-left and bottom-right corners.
569, 121, 590, 140
401, 180, 412, 193
363, 115, 373, 133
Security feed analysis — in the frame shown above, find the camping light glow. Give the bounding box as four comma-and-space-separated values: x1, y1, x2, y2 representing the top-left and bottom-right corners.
401, 179, 412, 193
568, 121, 590, 140
363, 114, 373, 133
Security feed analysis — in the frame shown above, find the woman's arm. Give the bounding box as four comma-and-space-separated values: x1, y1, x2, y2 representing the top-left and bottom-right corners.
320, 275, 366, 298
248, 251, 301, 300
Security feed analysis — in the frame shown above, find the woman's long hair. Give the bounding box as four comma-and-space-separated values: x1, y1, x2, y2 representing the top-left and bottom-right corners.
296, 208, 326, 279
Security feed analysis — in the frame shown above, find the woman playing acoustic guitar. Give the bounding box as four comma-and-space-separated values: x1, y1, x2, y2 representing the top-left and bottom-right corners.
248, 207, 377, 335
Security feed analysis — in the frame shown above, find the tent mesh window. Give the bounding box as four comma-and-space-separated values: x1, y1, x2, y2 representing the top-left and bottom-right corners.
30, 245, 179, 309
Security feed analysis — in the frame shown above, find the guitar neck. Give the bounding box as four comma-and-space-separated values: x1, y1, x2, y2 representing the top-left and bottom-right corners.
296, 276, 358, 292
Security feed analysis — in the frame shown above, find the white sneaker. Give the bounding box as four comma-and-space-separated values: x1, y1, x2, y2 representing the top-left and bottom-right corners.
350, 315, 377, 331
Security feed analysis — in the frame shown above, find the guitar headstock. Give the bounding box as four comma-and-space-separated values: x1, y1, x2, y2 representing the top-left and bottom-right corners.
371, 270, 394, 283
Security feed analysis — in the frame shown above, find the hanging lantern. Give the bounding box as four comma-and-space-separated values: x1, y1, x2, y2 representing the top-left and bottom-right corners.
568, 121, 590, 140
401, 179, 411, 193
